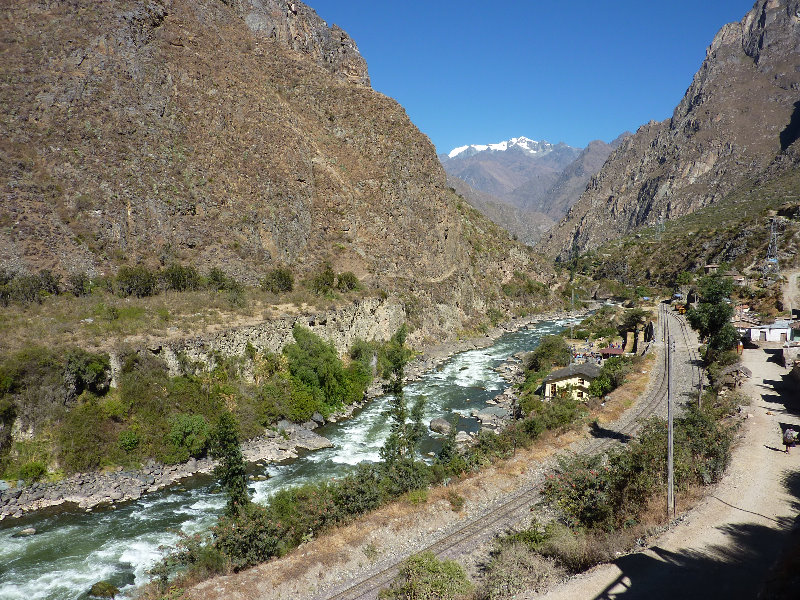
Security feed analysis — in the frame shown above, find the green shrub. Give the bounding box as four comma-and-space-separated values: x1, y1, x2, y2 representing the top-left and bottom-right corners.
19, 460, 47, 482
116, 265, 158, 298
308, 263, 335, 295
57, 397, 115, 472
379, 552, 472, 600
480, 541, 564, 599
525, 335, 570, 372
284, 325, 370, 412
10, 274, 45, 304
166, 414, 211, 463
212, 503, 288, 571
118, 429, 140, 453
65, 348, 111, 395
336, 271, 360, 292
162, 263, 201, 292
261, 267, 294, 294
68, 272, 92, 297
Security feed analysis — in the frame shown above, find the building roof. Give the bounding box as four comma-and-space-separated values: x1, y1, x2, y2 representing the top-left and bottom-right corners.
599, 347, 624, 356
543, 363, 602, 383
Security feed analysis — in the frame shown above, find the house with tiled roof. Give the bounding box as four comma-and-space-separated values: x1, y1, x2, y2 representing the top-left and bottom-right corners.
541, 363, 602, 401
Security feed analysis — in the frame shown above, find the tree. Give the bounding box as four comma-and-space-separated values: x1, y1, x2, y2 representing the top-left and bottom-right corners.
687, 275, 738, 359
211, 412, 250, 516
261, 267, 294, 294
525, 335, 570, 372
620, 308, 649, 334
378, 325, 428, 496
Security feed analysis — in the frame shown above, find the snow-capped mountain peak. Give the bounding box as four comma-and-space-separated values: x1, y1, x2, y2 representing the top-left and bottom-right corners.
447, 136, 553, 159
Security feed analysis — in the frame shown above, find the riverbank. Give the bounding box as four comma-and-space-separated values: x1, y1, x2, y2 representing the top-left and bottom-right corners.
0, 308, 586, 521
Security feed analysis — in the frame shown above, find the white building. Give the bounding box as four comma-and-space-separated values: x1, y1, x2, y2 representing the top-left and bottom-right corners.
747, 320, 799, 343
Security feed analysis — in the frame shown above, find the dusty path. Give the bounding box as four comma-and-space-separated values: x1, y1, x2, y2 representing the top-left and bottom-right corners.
537, 345, 800, 600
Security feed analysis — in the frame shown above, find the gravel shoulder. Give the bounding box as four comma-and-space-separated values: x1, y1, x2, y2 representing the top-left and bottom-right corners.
536, 344, 800, 600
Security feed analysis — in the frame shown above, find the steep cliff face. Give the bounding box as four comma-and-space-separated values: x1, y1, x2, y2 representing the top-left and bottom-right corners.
540, 0, 800, 258
1, 0, 534, 304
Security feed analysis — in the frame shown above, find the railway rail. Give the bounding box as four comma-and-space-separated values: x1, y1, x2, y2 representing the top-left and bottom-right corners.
319, 304, 699, 600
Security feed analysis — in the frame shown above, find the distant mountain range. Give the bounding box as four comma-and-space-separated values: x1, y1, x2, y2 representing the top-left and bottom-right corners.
440, 135, 627, 243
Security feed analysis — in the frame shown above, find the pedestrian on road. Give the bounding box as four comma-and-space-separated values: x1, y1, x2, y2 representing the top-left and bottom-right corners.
783, 427, 798, 453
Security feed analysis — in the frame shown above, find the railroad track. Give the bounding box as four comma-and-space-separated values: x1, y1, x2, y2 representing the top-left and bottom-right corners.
319, 304, 696, 600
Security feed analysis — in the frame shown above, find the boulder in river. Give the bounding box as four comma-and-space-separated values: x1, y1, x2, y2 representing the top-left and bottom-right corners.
89, 580, 119, 598
12, 527, 36, 537
429, 418, 451, 435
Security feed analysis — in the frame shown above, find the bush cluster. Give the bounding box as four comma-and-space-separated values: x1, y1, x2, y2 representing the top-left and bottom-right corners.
501, 271, 548, 300
379, 552, 473, 600
543, 401, 737, 531
0, 263, 300, 307
305, 263, 361, 296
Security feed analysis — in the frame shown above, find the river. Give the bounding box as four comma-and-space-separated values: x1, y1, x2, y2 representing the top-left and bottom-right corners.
0, 319, 570, 600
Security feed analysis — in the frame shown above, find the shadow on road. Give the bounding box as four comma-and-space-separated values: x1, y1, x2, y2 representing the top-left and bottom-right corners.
590, 348, 800, 599
593, 478, 799, 600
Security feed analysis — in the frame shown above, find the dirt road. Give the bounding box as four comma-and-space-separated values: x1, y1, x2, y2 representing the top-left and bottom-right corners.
537, 345, 800, 599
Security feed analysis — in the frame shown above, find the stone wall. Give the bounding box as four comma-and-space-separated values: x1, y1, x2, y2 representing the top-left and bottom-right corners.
115, 297, 406, 381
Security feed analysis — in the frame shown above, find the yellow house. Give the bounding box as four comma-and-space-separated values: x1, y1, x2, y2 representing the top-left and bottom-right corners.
541, 363, 602, 401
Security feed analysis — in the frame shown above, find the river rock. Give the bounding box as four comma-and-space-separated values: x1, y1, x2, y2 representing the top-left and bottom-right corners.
12, 527, 36, 537
311, 412, 326, 425
429, 418, 451, 435
302, 420, 318, 430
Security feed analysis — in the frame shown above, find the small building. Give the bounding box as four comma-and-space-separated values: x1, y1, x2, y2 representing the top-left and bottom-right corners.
704, 264, 719, 274
599, 347, 624, 359
541, 363, 602, 401
748, 320, 799, 343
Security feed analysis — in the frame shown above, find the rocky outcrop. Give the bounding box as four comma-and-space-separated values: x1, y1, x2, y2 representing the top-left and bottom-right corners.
541, 0, 800, 258
137, 297, 406, 379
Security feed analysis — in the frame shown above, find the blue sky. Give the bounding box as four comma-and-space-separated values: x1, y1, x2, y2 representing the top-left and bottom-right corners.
309, 1, 756, 154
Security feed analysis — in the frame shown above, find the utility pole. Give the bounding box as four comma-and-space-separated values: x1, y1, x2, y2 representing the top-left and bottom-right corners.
667, 335, 675, 520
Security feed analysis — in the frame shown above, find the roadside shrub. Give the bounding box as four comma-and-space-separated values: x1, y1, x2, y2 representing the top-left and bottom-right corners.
379, 551, 472, 600
116, 265, 158, 298
212, 503, 288, 571
261, 267, 294, 294
543, 454, 614, 530
479, 542, 564, 599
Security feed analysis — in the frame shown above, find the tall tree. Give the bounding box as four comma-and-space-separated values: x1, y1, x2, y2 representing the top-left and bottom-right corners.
687, 275, 738, 360
211, 411, 250, 516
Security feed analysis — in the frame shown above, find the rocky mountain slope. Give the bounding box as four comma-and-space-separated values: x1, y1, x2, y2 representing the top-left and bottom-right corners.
511, 136, 627, 219
440, 137, 581, 208
0, 0, 552, 316
540, 0, 800, 259
446, 175, 555, 246
441, 136, 623, 244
